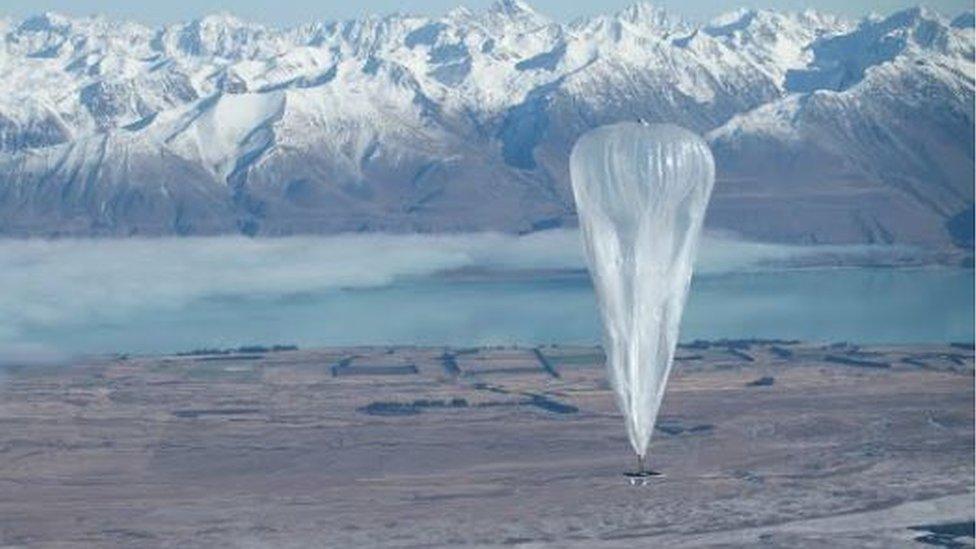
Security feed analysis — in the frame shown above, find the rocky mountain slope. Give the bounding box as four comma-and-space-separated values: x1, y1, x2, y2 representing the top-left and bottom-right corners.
0, 2, 971, 247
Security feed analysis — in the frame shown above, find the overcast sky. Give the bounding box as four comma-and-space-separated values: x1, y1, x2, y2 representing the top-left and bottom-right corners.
3, 0, 971, 26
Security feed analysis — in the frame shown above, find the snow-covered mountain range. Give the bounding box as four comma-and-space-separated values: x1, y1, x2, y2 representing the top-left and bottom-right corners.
0, 2, 972, 247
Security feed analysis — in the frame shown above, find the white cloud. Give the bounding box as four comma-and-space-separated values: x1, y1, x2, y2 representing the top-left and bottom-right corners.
0, 230, 904, 358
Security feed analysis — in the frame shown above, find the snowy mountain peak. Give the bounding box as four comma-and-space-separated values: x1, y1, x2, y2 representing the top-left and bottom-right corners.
489, 0, 539, 17
951, 11, 975, 28
705, 7, 848, 37
616, 3, 680, 29
161, 12, 278, 59
785, 6, 971, 93
705, 8, 756, 33
701, 8, 850, 87
481, 0, 556, 35
0, 5, 970, 247
194, 12, 250, 28
16, 11, 73, 33
445, 6, 475, 21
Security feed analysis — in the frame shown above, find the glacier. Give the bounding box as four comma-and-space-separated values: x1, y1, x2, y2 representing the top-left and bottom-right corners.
0, 3, 971, 247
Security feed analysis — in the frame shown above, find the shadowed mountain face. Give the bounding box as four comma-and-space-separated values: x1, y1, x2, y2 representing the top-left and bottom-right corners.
0, 3, 972, 246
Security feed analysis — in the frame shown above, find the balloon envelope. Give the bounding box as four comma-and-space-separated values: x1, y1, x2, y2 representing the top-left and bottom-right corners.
569, 122, 715, 458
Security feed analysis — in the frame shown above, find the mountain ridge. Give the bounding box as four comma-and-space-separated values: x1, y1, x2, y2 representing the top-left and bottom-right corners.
0, 3, 972, 247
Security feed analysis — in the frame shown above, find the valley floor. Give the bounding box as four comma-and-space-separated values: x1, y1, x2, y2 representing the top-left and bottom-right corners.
0, 341, 973, 547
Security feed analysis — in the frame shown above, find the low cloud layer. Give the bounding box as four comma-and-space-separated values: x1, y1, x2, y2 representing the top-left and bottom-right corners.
0, 231, 906, 358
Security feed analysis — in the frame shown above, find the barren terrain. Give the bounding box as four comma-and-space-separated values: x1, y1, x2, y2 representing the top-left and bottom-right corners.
1, 341, 973, 547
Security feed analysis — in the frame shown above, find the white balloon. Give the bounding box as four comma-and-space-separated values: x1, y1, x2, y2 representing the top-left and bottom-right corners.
570, 122, 715, 460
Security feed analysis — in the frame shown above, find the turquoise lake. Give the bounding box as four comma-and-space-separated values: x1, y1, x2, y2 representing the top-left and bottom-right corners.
1, 233, 971, 357
9, 267, 972, 356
